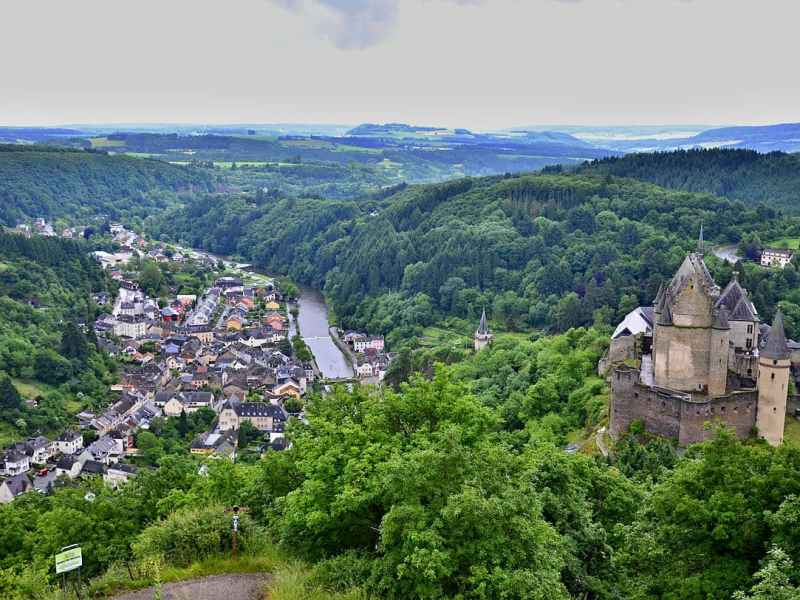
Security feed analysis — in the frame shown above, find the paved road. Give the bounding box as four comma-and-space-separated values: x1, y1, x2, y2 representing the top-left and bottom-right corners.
113, 573, 269, 600
712, 244, 741, 264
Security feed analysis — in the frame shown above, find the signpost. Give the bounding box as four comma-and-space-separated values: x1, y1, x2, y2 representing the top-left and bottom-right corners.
224, 505, 249, 561
55, 544, 82, 598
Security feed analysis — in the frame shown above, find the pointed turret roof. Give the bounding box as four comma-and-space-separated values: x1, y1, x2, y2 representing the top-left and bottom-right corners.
715, 275, 758, 322
762, 311, 790, 360
476, 309, 489, 336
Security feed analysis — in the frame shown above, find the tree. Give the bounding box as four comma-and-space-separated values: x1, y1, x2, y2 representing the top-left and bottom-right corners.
551, 293, 587, 331
0, 374, 22, 411
139, 261, 164, 297
734, 547, 800, 600
237, 420, 261, 448
60, 321, 89, 362
34, 350, 72, 385
177, 409, 189, 438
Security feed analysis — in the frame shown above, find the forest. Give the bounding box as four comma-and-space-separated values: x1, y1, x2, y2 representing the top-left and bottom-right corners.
0, 231, 117, 445
577, 148, 800, 212
150, 172, 800, 346
0, 145, 213, 227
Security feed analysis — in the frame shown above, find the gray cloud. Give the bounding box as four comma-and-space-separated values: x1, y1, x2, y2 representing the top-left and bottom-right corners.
272, 0, 482, 49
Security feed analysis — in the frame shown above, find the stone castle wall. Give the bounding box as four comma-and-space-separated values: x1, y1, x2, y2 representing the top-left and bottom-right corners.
610, 365, 757, 445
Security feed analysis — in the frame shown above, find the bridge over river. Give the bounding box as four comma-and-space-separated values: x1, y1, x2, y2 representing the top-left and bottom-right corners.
289, 286, 354, 380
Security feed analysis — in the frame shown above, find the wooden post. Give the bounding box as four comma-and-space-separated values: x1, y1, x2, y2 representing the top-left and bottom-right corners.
232, 505, 239, 561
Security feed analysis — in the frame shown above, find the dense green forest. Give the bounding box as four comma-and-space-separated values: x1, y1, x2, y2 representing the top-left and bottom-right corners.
0, 231, 117, 444
0, 145, 213, 226
577, 148, 800, 212
151, 173, 800, 343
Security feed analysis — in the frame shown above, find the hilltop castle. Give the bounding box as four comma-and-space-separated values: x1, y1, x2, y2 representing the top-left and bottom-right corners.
608, 242, 791, 446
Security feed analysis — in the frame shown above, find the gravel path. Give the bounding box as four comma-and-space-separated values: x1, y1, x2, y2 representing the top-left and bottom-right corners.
112, 573, 269, 600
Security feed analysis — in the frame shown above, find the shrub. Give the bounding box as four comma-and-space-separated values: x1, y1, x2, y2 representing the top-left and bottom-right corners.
132, 505, 256, 567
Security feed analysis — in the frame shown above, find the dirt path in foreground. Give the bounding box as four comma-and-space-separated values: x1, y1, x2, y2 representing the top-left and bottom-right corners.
112, 573, 269, 600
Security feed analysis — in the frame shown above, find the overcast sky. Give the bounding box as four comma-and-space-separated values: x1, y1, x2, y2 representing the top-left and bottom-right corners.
2, 0, 799, 129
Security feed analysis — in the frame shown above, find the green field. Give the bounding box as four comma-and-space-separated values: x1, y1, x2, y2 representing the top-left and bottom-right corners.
767, 237, 800, 250
12, 378, 55, 399
89, 136, 126, 148
784, 417, 800, 447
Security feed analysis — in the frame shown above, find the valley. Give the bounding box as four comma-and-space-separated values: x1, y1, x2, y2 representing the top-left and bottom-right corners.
2, 132, 800, 600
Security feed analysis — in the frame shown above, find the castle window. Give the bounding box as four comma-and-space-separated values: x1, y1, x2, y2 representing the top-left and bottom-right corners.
746, 339, 752, 349
721, 406, 725, 412
772, 373, 776, 380
634, 392, 639, 398
774, 360, 778, 366
747, 324, 753, 334
774, 407, 778, 412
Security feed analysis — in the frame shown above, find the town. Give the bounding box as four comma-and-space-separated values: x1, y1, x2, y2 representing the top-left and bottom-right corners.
0, 222, 393, 503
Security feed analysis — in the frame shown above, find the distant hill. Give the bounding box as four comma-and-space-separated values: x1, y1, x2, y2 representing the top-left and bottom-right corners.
0, 145, 213, 226
587, 122, 800, 154
346, 122, 448, 137
578, 148, 800, 211
687, 122, 800, 152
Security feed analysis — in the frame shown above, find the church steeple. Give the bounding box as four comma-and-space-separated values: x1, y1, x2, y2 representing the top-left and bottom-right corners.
474, 308, 492, 351
698, 223, 705, 255
477, 308, 488, 336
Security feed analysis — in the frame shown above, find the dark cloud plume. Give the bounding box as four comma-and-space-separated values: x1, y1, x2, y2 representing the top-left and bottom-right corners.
272, 0, 482, 49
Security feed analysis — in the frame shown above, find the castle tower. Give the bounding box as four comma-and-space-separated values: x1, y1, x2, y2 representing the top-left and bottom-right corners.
474, 309, 493, 351
757, 310, 790, 446
652, 252, 729, 396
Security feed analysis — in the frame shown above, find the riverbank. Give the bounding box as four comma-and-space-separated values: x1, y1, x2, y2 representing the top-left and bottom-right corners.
175, 243, 354, 380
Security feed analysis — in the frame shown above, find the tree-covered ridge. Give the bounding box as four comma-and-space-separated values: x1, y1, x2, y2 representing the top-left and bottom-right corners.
0, 231, 116, 440
0, 144, 214, 226
577, 148, 800, 212
153, 173, 798, 340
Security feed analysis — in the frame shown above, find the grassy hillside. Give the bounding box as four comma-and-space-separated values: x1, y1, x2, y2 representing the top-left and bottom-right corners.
577, 148, 800, 212
0, 144, 214, 226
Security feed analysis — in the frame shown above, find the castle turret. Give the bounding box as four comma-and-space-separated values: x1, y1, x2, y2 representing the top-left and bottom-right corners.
757, 310, 790, 445
474, 309, 493, 351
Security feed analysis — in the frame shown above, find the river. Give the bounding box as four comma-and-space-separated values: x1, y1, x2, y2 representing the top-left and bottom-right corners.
292, 286, 354, 380
180, 246, 353, 380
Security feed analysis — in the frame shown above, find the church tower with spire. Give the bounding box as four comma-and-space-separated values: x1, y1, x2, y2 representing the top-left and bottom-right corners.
757, 310, 791, 445
474, 309, 493, 351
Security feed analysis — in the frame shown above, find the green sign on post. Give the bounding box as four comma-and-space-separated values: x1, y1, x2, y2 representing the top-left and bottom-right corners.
55, 546, 82, 574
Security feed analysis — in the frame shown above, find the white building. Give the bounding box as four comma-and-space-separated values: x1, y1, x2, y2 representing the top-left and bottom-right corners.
55, 431, 84, 456
761, 248, 793, 268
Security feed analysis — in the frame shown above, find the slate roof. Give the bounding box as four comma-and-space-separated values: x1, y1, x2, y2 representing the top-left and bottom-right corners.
715, 276, 758, 322
762, 311, 791, 360
2, 474, 32, 498
81, 460, 106, 475
476, 309, 489, 335
656, 253, 721, 326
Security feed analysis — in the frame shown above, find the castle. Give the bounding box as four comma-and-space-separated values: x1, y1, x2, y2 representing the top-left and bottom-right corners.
608, 244, 791, 446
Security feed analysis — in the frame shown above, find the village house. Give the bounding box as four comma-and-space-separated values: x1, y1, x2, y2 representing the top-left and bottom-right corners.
218, 399, 288, 440
2, 450, 30, 477
0, 474, 33, 504
761, 247, 794, 268
104, 463, 138, 488
190, 429, 237, 460
54, 431, 83, 456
